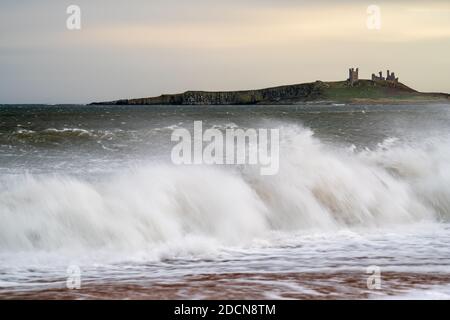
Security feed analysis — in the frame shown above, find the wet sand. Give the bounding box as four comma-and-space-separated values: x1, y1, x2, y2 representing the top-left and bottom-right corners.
2, 272, 449, 300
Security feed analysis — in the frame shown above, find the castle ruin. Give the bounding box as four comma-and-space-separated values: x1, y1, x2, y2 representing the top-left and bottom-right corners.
347, 67, 400, 84
348, 68, 359, 86
372, 70, 399, 83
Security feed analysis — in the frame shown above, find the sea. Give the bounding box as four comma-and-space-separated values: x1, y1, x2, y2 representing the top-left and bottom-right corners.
0, 103, 449, 299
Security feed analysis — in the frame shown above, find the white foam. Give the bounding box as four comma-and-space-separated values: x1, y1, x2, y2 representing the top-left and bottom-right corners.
0, 125, 449, 258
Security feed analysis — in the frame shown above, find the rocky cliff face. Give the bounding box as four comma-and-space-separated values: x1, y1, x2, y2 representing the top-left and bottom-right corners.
96, 81, 330, 105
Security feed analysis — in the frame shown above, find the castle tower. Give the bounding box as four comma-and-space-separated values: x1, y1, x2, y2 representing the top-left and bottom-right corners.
348, 67, 359, 86
386, 70, 398, 82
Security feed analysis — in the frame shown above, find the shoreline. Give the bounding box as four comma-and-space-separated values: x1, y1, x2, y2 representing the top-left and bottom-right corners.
2, 271, 449, 300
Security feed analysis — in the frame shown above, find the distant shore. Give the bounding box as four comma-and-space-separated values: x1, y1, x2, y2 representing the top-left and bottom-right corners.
90, 80, 450, 106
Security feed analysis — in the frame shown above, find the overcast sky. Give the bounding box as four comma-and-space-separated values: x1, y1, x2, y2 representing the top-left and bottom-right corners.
1, 0, 449, 104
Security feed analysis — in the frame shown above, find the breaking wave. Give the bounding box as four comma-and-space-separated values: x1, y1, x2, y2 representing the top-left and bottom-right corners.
1, 126, 449, 255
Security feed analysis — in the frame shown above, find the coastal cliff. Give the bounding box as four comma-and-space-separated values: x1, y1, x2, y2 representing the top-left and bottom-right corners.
91, 80, 450, 105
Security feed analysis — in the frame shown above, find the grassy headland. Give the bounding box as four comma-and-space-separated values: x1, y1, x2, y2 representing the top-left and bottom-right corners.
91, 80, 450, 105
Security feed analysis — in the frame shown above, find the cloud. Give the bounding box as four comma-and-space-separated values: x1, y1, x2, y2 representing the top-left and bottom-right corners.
71, 2, 450, 50
3, 1, 449, 51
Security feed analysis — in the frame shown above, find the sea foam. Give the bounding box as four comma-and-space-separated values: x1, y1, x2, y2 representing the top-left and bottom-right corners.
0, 125, 449, 255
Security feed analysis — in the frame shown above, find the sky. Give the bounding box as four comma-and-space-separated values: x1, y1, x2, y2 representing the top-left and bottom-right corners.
1, 0, 450, 104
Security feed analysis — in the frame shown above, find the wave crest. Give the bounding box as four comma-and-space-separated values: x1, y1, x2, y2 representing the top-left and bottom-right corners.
1, 125, 449, 254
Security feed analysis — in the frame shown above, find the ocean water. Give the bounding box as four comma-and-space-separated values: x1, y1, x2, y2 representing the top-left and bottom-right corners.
0, 103, 450, 299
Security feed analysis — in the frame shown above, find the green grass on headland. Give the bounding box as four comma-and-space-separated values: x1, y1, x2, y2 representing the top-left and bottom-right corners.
91, 79, 450, 105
